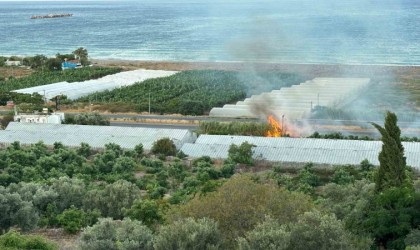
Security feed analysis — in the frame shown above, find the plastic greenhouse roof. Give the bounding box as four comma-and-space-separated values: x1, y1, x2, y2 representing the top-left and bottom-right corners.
181, 135, 420, 169
13, 69, 177, 100
3, 122, 195, 150
209, 77, 370, 119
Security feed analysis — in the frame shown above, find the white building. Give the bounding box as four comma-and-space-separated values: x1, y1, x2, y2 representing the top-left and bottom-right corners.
14, 112, 64, 124
5, 60, 22, 66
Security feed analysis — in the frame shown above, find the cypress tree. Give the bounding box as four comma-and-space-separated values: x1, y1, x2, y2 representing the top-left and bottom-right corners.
371, 111, 408, 192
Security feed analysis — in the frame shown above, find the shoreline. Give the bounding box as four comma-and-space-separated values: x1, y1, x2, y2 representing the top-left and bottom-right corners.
91, 59, 420, 78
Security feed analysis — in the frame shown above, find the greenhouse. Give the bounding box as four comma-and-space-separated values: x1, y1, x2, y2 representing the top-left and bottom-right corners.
181, 135, 420, 169
1, 122, 196, 150
209, 77, 370, 119
13, 69, 178, 100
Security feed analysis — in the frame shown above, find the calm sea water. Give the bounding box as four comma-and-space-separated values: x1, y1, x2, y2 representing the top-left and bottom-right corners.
0, 0, 419, 65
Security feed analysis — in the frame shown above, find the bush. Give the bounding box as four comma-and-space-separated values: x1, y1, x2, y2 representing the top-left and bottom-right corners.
237, 217, 290, 250
64, 112, 110, 126
78, 218, 154, 250
154, 217, 222, 250
228, 142, 254, 165
57, 206, 92, 234
123, 199, 162, 227
151, 138, 177, 156
0, 230, 57, 250
168, 175, 313, 245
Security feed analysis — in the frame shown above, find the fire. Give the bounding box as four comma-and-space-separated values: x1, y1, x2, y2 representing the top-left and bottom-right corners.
266, 115, 283, 137
265, 115, 300, 137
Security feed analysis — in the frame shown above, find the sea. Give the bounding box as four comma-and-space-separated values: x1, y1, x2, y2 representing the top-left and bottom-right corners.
0, 0, 419, 65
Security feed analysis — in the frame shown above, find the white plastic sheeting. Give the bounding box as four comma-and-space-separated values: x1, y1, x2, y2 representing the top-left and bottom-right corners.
181, 135, 420, 169
13, 69, 178, 100
209, 78, 370, 119
2, 122, 196, 150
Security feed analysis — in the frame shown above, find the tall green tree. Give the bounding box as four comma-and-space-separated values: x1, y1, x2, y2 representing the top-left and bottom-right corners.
371, 111, 410, 192
366, 111, 417, 249
72, 47, 89, 66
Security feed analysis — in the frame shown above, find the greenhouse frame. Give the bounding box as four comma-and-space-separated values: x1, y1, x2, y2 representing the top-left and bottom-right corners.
2, 122, 196, 150
13, 69, 177, 100
181, 135, 420, 169
209, 77, 371, 119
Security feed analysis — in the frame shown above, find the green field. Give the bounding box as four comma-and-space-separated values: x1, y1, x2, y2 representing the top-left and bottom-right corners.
79, 70, 306, 115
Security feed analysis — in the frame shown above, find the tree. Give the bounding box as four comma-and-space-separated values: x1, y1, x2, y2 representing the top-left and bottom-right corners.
168, 175, 313, 245
288, 210, 368, 250
366, 111, 417, 249
151, 138, 177, 156
28, 55, 48, 69
154, 217, 222, 250
64, 112, 110, 126
0, 230, 57, 250
237, 217, 290, 250
58, 206, 86, 234
44, 58, 62, 71
83, 180, 141, 219
0, 187, 39, 233
78, 218, 154, 250
371, 111, 410, 192
73, 47, 89, 66
363, 187, 417, 250
228, 141, 254, 165
124, 199, 163, 227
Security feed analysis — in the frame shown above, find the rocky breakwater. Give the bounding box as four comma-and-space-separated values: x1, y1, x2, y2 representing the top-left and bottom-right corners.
31, 13, 73, 19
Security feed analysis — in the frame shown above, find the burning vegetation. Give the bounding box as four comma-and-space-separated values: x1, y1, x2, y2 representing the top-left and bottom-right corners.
266, 115, 299, 137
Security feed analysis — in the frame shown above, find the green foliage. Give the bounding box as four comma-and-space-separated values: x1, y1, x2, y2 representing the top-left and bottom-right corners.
78, 218, 154, 250
0, 113, 14, 129
371, 111, 410, 192
134, 144, 144, 158
228, 141, 254, 165
57, 206, 100, 234
154, 217, 222, 250
83, 180, 141, 219
124, 199, 163, 227
198, 121, 270, 136
168, 175, 313, 245
238, 211, 371, 250
44, 58, 62, 71
73, 47, 89, 66
55, 53, 75, 61
288, 210, 366, 250
0, 230, 57, 250
0, 186, 39, 232
332, 166, 356, 185
317, 180, 375, 231
237, 217, 290, 250
308, 131, 375, 141
405, 229, 420, 248
64, 112, 110, 126
363, 187, 418, 250
77, 143, 92, 158
151, 138, 177, 156
57, 206, 86, 234
0, 92, 43, 106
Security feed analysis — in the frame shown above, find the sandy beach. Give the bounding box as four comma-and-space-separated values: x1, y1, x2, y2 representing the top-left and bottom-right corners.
91, 59, 420, 79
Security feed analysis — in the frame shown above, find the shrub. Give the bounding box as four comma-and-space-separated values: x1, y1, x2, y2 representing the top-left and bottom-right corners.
154, 217, 222, 250
0, 230, 57, 250
124, 199, 163, 227
151, 138, 176, 156
228, 142, 254, 165
78, 218, 154, 250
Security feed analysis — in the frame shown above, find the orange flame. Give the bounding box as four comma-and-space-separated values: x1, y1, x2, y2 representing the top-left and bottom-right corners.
265, 115, 300, 137
266, 115, 283, 137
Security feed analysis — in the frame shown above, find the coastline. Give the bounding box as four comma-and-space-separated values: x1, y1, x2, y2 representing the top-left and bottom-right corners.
91, 59, 420, 79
